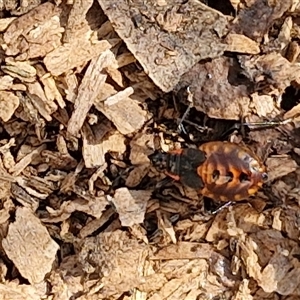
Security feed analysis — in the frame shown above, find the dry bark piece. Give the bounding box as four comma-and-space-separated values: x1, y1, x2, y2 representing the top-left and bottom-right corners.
44, 37, 113, 77
232, 0, 292, 42
36, 65, 65, 109
3, 2, 63, 60
95, 87, 148, 135
9, 0, 42, 16
250, 93, 280, 117
265, 156, 298, 182
9, 144, 46, 176
233, 279, 252, 300
147, 259, 228, 299
125, 165, 150, 187
82, 125, 126, 168
286, 40, 300, 63
0, 198, 13, 224
42, 196, 108, 223
0, 282, 41, 300
239, 52, 300, 94
98, 0, 229, 92
225, 33, 260, 54
206, 204, 265, 242
79, 230, 150, 297
240, 230, 300, 295
63, 0, 94, 43
79, 208, 115, 238
178, 56, 249, 120
129, 132, 154, 165
152, 242, 214, 260
67, 49, 117, 136
0, 91, 19, 122
0, 17, 16, 31
2, 206, 59, 284
2, 59, 36, 83
284, 102, 300, 120
109, 188, 151, 226
26, 81, 57, 121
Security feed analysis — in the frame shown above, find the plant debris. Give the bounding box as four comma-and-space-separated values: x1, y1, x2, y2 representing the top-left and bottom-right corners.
0, 1, 300, 300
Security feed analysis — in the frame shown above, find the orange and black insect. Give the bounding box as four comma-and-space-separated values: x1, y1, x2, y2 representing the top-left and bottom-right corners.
150, 141, 268, 202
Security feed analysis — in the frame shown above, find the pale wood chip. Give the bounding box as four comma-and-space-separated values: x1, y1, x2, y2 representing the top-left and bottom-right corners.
286, 40, 300, 63
49, 270, 84, 300
0, 17, 16, 32
0, 91, 19, 122
277, 16, 293, 50
2, 59, 36, 83
272, 208, 282, 231
157, 211, 177, 244
82, 125, 126, 168
3, 2, 63, 59
116, 52, 136, 68
44, 39, 112, 76
26, 81, 58, 121
105, 66, 124, 87
251, 93, 280, 117
67, 50, 117, 136
225, 33, 260, 54
239, 230, 300, 295
9, 144, 47, 176
0, 198, 14, 224
63, 72, 79, 103
79, 230, 149, 297
233, 279, 253, 300
95, 87, 148, 134
284, 102, 300, 120
98, 0, 228, 92
2, 207, 59, 284
129, 132, 154, 165
229, 0, 240, 11
95, 82, 116, 102
43, 196, 108, 223
266, 156, 298, 182
36, 65, 65, 109
79, 207, 115, 239
63, 0, 94, 43
110, 188, 151, 226
0, 282, 41, 300
0, 75, 14, 90
152, 242, 213, 260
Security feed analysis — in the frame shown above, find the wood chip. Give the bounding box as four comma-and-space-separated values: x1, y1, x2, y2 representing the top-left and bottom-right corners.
2, 207, 59, 284
110, 188, 151, 227
3, 2, 63, 59
44, 39, 113, 77
82, 125, 126, 168
225, 33, 260, 54
98, 0, 228, 92
95, 87, 148, 134
0, 91, 19, 122
67, 50, 117, 136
